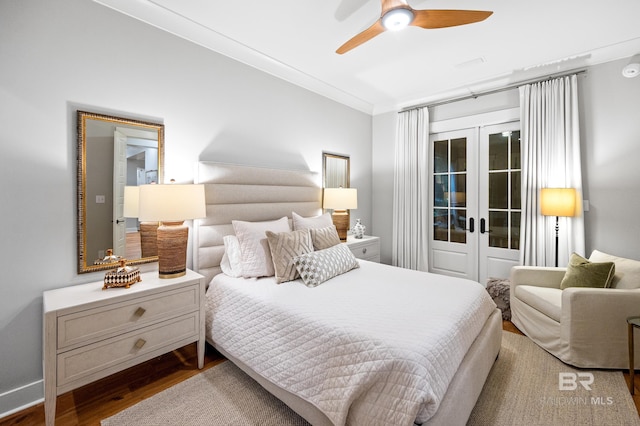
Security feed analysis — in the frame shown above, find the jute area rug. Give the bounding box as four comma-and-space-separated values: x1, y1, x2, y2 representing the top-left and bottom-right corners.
102, 332, 640, 426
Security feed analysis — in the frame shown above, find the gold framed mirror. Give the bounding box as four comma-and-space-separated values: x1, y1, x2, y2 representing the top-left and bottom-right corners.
322, 152, 350, 188
77, 111, 164, 273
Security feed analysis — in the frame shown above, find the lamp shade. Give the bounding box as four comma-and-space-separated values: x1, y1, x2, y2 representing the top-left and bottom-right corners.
123, 186, 139, 218
323, 188, 358, 210
540, 188, 577, 217
138, 184, 206, 222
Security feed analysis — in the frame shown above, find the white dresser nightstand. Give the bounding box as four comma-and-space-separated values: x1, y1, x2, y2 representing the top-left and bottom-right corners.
346, 235, 380, 262
43, 269, 205, 426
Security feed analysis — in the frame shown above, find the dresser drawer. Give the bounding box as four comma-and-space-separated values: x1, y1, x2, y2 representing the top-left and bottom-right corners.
57, 313, 199, 387
58, 285, 199, 350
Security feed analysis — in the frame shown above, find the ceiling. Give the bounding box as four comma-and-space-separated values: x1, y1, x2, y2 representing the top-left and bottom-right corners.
95, 0, 640, 114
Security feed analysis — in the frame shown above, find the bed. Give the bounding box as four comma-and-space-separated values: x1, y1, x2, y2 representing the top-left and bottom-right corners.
193, 162, 502, 426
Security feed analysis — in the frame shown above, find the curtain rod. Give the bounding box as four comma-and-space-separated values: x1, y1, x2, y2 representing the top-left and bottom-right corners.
402, 68, 588, 112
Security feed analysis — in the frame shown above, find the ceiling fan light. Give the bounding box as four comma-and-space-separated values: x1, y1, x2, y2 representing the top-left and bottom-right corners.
382, 8, 414, 31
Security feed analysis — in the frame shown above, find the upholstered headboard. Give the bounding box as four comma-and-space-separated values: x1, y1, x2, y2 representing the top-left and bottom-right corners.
193, 162, 323, 286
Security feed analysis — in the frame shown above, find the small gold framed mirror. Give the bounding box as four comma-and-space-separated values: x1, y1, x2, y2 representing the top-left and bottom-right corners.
322, 152, 350, 188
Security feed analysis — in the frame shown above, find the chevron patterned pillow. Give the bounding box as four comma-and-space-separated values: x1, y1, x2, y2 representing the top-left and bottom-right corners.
309, 225, 341, 250
266, 229, 314, 284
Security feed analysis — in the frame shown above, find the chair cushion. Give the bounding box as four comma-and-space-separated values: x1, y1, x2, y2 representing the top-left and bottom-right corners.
515, 285, 563, 322
589, 250, 640, 289
560, 252, 615, 290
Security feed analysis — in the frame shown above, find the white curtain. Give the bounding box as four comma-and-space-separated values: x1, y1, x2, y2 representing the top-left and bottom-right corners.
392, 107, 429, 271
519, 75, 585, 266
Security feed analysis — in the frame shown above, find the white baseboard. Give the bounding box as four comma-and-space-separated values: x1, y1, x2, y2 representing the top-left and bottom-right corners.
0, 380, 43, 420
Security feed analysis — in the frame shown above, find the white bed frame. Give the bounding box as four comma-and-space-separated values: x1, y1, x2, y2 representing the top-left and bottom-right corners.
194, 161, 502, 426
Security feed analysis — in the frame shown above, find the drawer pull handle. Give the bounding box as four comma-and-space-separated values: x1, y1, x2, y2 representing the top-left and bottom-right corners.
134, 338, 146, 349
134, 307, 146, 317
362, 248, 367, 254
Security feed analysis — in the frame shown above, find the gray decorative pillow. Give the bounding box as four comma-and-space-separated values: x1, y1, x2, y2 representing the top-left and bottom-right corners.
309, 225, 341, 250
293, 244, 359, 288
266, 229, 314, 284
560, 252, 615, 290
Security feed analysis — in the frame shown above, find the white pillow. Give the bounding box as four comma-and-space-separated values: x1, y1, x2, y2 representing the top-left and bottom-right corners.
232, 217, 291, 278
292, 211, 333, 230
589, 250, 640, 289
220, 235, 243, 278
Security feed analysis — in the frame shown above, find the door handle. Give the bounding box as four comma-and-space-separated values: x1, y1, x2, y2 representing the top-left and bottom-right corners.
116, 219, 125, 224
468, 218, 475, 233
480, 218, 493, 234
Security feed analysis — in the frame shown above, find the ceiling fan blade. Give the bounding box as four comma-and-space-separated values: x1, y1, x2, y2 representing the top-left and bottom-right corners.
336, 20, 385, 55
411, 9, 493, 29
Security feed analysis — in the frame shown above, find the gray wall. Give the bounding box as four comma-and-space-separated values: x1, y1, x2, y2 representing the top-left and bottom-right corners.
372, 61, 640, 264
0, 0, 372, 414
579, 58, 640, 259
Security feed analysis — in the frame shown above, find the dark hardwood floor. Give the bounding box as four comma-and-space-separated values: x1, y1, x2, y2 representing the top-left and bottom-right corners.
0, 343, 225, 426
1, 321, 638, 425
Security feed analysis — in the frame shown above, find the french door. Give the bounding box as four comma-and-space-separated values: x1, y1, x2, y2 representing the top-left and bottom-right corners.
429, 122, 521, 283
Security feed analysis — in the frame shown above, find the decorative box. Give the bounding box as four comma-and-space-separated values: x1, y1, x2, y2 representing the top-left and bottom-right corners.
103, 259, 142, 289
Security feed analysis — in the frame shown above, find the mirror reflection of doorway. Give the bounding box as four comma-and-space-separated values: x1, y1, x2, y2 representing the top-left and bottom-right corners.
112, 128, 159, 260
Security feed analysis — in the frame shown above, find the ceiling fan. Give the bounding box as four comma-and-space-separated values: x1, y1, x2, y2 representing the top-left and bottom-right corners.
336, 0, 493, 54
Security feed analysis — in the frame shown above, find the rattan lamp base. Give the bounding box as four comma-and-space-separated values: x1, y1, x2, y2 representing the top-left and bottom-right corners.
332, 210, 350, 241
157, 221, 188, 279
140, 222, 159, 258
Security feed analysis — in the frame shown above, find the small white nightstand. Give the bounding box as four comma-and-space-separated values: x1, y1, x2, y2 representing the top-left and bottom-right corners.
43, 269, 205, 426
346, 235, 380, 262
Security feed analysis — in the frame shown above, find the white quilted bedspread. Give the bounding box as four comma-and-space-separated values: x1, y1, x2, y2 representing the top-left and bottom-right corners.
205, 261, 496, 426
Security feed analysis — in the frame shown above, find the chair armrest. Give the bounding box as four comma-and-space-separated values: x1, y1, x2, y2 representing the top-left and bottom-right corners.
560, 288, 640, 366
562, 287, 640, 321
509, 266, 566, 291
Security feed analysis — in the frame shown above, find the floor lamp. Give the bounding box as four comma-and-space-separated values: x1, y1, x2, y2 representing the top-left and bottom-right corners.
540, 188, 577, 267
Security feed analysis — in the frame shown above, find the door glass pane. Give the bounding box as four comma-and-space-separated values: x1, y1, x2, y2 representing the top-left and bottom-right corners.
489, 133, 508, 171
489, 211, 509, 248
511, 212, 521, 250
489, 172, 508, 209
434, 175, 448, 207
434, 209, 448, 241
432, 136, 467, 244
487, 129, 521, 251
451, 138, 467, 172
451, 209, 466, 243
450, 174, 466, 207
434, 140, 448, 173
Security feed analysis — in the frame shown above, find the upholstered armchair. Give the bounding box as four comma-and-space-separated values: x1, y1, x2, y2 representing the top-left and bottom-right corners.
510, 250, 640, 369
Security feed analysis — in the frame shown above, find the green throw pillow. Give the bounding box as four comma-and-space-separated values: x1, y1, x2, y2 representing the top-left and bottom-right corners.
560, 253, 615, 290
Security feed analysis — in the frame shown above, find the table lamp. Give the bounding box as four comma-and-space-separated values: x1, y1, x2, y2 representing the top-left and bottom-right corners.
123, 186, 159, 258
138, 183, 206, 278
323, 187, 357, 241
540, 187, 578, 267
